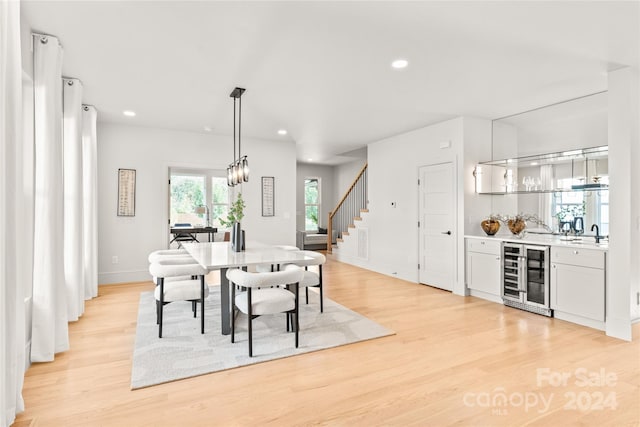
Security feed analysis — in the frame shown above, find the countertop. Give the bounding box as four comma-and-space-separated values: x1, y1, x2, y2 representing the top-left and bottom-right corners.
465, 233, 609, 251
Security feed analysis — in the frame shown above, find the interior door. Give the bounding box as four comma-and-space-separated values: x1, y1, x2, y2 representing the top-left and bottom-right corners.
419, 162, 455, 291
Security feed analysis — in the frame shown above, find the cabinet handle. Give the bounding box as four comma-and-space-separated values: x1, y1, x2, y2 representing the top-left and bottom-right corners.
573, 250, 579, 254
480, 241, 485, 245
552, 264, 556, 268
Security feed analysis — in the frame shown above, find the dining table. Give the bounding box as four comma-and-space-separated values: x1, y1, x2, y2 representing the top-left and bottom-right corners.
182, 241, 312, 335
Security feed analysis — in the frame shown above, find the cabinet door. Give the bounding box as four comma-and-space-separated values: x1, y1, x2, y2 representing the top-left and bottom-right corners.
551, 263, 605, 321
467, 251, 501, 296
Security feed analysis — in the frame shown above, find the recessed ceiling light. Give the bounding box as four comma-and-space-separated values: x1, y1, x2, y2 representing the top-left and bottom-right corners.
307, 158, 313, 162
123, 110, 136, 117
391, 59, 409, 69
203, 126, 213, 132
278, 129, 288, 135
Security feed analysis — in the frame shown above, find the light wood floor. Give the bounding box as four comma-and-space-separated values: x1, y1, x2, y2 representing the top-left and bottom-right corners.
13, 255, 640, 426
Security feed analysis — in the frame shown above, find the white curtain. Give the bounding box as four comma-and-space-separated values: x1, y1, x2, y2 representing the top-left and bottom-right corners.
82, 105, 98, 299
1, 1, 26, 424
31, 34, 69, 362
63, 78, 85, 321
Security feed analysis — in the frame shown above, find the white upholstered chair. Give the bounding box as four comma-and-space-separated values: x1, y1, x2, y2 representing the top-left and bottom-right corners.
226, 267, 304, 357
283, 250, 326, 312
148, 249, 196, 284
149, 259, 208, 338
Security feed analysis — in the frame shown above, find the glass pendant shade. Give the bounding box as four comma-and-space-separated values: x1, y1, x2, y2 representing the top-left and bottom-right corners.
241, 156, 249, 182
236, 162, 244, 183
227, 166, 233, 187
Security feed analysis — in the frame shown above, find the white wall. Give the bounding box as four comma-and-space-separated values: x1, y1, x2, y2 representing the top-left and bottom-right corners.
607, 67, 640, 340
333, 159, 367, 208
295, 163, 335, 231
97, 123, 297, 284
351, 117, 491, 296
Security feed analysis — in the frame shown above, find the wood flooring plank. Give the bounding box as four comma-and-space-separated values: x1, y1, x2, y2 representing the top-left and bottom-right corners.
13, 254, 640, 426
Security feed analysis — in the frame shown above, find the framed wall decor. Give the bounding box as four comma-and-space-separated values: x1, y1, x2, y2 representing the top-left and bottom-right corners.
117, 168, 136, 216
261, 176, 275, 217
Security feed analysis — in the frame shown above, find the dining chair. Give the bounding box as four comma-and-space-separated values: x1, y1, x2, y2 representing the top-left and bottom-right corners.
149, 259, 208, 338
283, 250, 326, 312
226, 267, 304, 357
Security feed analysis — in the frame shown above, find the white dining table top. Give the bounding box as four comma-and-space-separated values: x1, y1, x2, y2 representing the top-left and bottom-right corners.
182, 241, 312, 270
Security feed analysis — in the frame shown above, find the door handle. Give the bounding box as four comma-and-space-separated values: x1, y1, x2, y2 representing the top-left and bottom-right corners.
441, 231, 452, 235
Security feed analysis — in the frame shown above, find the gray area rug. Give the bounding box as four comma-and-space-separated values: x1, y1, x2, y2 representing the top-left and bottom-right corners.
131, 286, 394, 389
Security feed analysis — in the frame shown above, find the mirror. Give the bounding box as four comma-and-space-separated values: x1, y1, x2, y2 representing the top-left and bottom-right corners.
488, 92, 609, 236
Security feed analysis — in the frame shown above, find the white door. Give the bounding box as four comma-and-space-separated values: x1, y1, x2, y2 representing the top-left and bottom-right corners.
419, 162, 455, 291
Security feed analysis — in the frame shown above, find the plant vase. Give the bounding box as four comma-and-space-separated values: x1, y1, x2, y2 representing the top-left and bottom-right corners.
480, 219, 500, 236
507, 218, 526, 236
231, 222, 245, 252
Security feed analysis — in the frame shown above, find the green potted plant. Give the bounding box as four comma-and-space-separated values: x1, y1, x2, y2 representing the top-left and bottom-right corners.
220, 193, 246, 251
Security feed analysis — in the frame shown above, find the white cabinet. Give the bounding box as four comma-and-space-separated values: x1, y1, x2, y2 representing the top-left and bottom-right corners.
466, 238, 501, 301
551, 247, 606, 329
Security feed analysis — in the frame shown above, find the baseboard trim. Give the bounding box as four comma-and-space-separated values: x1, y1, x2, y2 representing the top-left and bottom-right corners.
99, 269, 150, 285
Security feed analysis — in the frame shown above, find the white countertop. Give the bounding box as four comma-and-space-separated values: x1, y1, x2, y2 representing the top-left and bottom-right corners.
465, 233, 609, 251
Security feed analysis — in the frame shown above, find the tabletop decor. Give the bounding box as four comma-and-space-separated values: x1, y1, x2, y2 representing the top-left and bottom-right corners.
480, 215, 501, 236
490, 213, 551, 237
220, 192, 245, 251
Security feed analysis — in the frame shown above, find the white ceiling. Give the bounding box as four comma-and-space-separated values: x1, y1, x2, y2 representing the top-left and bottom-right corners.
21, 1, 639, 165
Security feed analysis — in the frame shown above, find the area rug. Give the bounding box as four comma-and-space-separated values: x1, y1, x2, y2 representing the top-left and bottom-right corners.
131, 286, 394, 389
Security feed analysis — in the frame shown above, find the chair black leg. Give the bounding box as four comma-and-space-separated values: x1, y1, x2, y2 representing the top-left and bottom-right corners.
158, 279, 164, 338
192, 300, 197, 318
231, 281, 236, 343
295, 283, 299, 348
305, 287, 309, 304
319, 266, 324, 313
248, 288, 253, 357
200, 276, 205, 334
156, 300, 160, 325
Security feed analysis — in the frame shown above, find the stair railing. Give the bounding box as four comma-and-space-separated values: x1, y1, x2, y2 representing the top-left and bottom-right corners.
327, 163, 368, 253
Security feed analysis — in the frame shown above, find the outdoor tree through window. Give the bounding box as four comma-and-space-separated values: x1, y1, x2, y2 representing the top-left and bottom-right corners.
170, 169, 229, 228
305, 178, 320, 231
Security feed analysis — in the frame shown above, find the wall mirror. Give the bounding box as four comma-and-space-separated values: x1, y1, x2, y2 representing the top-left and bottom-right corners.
487, 92, 609, 236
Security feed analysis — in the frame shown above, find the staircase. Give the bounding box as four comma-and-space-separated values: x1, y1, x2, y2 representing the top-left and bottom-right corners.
327, 163, 368, 254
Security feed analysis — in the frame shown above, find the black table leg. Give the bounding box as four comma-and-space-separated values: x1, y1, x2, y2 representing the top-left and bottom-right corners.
220, 267, 231, 335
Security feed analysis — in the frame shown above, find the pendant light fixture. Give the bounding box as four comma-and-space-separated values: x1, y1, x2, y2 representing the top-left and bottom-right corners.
227, 87, 249, 187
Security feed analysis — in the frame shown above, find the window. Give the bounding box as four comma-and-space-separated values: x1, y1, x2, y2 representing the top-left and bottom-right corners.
169, 169, 229, 228
304, 178, 320, 231
210, 176, 229, 227
553, 177, 609, 235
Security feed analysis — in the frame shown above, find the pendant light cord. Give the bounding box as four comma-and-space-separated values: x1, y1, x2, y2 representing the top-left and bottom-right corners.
233, 97, 237, 163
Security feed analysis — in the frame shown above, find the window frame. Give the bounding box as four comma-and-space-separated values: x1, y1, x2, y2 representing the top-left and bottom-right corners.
169, 167, 229, 228
304, 177, 321, 231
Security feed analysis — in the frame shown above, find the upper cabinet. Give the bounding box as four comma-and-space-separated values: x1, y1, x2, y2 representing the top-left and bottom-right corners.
475, 92, 609, 195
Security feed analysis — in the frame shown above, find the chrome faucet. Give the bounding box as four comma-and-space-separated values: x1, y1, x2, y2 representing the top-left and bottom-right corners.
591, 224, 601, 243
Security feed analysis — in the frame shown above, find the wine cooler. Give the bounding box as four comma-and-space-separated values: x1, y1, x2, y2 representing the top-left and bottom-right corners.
502, 243, 552, 317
